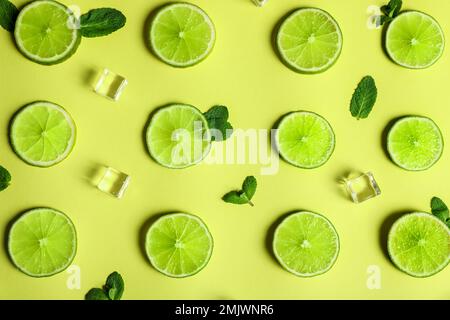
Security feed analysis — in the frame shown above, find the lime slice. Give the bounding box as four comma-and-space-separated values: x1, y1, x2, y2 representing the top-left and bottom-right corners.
14, 0, 81, 65
10, 101, 76, 167
273, 211, 339, 277
148, 3, 215, 67
388, 212, 450, 277
146, 104, 211, 169
387, 116, 443, 171
145, 213, 213, 278
386, 11, 444, 69
276, 8, 343, 73
275, 111, 335, 169
8, 208, 77, 277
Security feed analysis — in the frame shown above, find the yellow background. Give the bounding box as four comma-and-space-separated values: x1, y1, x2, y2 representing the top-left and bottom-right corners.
1, 0, 449, 300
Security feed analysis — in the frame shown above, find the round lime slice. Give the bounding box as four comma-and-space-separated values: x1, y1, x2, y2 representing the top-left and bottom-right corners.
273, 211, 339, 277
148, 3, 215, 67
388, 212, 450, 277
387, 116, 443, 171
276, 8, 343, 73
10, 101, 76, 167
14, 0, 81, 65
146, 104, 211, 169
145, 213, 213, 278
8, 208, 77, 277
275, 111, 335, 169
386, 11, 444, 69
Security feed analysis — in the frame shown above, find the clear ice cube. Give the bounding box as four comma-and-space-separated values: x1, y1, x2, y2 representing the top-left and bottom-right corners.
344, 172, 381, 204
97, 167, 130, 199
94, 68, 128, 101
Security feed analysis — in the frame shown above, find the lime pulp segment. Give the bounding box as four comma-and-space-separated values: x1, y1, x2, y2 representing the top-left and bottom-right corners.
145, 213, 213, 278
14, 0, 81, 65
149, 3, 216, 67
387, 116, 443, 171
386, 11, 444, 69
276, 8, 343, 73
273, 211, 339, 277
146, 104, 211, 169
388, 212, 450, 277
8, 208, 77, 277
10, 101, 76, 167
276, 111, 335, 168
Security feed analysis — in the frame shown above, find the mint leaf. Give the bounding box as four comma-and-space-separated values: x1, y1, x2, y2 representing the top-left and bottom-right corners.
380, 0, 402, 25
85, 288, 109, 300
0, 0, 18, 32
0, 165, 11, 192
204, 105, 233, 141
431, 196, 450, 225
105, 272, 124, 300
222, 191, 249, 205
350, 76, 377, 120
80, 8, 126, 38
242, 176, 257, 200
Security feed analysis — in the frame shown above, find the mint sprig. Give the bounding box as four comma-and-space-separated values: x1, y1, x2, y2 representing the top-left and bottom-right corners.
204, 105, 233, 141
85, 271, 124, 300
223, 176, 257, 207
350, 76, 377, 120
0, 165, 11, 192
0, 0, 18, 32
430, 197, 450, 228
379, 0, 402, 26
80, 8, 126, 38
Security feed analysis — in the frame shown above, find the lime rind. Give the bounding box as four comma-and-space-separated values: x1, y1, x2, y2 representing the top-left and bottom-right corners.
276, 8, 343, 74
146, 104, 212, 169
387, 116, 443, 171
14, 0, 81, 65
273, 211, 340, 277
388, 212, 450, 278
275, 111, 336, 169
10, 101, 77, 167
145, 213, 214, 278
385, 11, 445, 69
8, 207, 77, 278
149, 2, 216, 68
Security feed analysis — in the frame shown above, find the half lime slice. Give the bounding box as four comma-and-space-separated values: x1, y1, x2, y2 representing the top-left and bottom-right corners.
8, 208, 77, 277
388, 212, 450, 277
276, 8, 343, 73
146, 104, 211, 169
145, 213, 213, 278
149, 3, 215, 67
14, 0, 81, 65
10, 101, 76, 167
273, 211, 339, 277
386, 11, 444, 69
276, 111, 335, 168
387, 116, 443, 171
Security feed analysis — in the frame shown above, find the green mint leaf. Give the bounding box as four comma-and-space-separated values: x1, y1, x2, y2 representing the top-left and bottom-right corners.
85, 288, 110, 300
242, 176, 257, 200
430, 196, 449, 224
222, 191, 249, 205
204, 105, 233, 141
105, 271, 124, 300
0, 165, 11, 192
80, 8, 126, 38
350, 76, 377, 120
0, 0, 18, 32
446, 219, 450, 229
380, 0, 402, 25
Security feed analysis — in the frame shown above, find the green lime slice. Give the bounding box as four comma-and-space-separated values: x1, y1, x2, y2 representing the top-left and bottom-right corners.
14, 0, 81, 65
388, 212, 450, 277
275, 111, 335, 169
10, 101, 76, 167
276, 8, 343, 73
148, 3, 215, 67
386, 11, 444, 69
387, 116, 443, 171
146, 104, 211, 169
145, 213, 213, 278
8, 208, 77, 277
273, 211, 339, 277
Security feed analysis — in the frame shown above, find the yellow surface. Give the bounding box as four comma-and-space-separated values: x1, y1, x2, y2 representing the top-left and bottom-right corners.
1, 0, 449, 300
